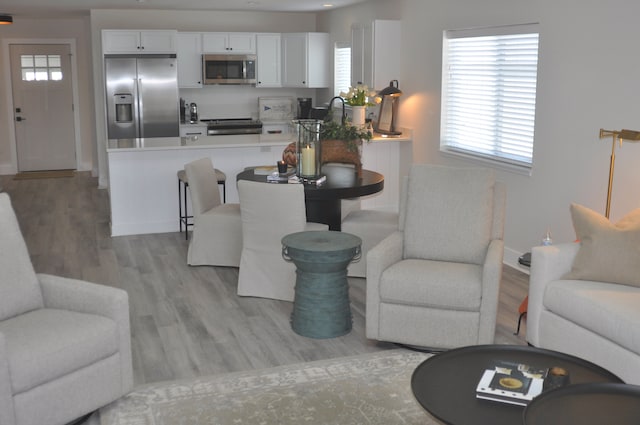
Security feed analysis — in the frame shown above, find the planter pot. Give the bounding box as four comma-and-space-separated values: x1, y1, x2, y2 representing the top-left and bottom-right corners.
321, 139, 362, 178
351, 106, 366, 126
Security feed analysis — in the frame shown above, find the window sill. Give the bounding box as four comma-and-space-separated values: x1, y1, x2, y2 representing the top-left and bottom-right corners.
440, 147, 532, 177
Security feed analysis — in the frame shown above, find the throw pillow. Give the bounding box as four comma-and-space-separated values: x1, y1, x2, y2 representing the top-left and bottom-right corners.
564, 203, 640, 287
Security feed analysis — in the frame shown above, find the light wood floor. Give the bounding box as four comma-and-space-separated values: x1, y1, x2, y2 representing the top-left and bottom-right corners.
0, 172, 529, 386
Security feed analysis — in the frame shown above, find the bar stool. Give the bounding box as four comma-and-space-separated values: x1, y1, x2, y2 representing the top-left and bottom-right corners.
178, 168, 226, 239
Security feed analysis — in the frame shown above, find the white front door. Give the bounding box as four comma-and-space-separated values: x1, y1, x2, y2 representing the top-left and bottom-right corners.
9, 44, 76, 171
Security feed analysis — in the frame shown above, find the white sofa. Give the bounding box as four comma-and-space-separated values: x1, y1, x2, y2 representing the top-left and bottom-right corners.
527, 242, 640, 384
0, 193, 133, 425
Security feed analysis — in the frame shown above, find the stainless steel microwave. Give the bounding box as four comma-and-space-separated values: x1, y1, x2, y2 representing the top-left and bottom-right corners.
202, 54, 256, 85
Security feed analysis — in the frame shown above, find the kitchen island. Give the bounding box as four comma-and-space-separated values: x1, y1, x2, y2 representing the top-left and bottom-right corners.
106, 132, 411, 236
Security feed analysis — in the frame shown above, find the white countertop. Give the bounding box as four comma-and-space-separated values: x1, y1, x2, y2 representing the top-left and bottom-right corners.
106, 134, 295, 152
106, 129, 411, 153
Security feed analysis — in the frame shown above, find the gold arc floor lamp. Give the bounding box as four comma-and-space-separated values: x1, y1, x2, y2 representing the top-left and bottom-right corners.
599, 128, 640, 218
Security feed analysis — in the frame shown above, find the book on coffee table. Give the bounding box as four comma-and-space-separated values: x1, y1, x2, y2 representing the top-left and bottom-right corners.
476, 361, 547, 406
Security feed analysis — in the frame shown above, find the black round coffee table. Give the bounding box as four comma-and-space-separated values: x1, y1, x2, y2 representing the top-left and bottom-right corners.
523, 382, 640, 425
411, 345, 622, 425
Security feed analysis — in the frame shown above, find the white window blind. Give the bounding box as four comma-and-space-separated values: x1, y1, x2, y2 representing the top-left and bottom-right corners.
441, 24, 539, 170
334, 42, 351, 97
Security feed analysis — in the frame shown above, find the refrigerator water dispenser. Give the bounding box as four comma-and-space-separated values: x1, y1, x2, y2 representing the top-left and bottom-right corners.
114, 94, 133, 123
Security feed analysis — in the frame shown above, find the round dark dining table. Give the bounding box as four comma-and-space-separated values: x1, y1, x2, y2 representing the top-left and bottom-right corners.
236, 166, 384, 231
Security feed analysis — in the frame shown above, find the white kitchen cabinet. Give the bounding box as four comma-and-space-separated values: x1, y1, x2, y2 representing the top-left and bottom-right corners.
351, 20, 401, 91
177, 32, 203, 88
281, 32, 329, 88
102, 30, 177, 54
256, 33, 281, 88
202, 32, 256, 54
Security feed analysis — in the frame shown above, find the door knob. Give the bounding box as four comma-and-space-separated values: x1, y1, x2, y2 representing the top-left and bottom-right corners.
15, 116, 26, 122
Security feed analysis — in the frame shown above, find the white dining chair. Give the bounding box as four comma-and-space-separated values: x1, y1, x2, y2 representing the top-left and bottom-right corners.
185, 157, 242, 267
237, 180, 327, 301
341, 203, 399, 278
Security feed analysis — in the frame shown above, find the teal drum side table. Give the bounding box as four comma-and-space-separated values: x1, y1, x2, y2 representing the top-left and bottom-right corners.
282, 231, 362, 339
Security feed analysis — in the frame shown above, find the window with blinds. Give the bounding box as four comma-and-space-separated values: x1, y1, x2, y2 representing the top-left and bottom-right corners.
440, 24, 540, 171
334, 42, 351, 97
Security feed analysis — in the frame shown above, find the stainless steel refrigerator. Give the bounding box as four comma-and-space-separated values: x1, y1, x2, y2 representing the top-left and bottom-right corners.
105, 55, 179, 139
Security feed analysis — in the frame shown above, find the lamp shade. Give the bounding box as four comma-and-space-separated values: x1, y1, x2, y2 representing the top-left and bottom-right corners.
378, 80, 403, 97
0, 14, 13, 25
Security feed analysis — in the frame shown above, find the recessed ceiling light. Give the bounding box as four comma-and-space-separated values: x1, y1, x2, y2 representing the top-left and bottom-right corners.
323, 3, 334, 7
247, 1, 260, 5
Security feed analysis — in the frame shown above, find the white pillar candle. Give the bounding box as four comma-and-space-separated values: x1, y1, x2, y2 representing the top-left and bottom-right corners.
301, 146, 316, 176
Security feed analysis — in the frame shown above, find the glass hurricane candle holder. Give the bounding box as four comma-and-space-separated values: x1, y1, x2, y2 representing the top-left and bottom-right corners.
293, 119, 322, 181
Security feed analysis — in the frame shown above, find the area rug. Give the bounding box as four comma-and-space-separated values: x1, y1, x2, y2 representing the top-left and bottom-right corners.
97, 349, 438, 425
14, 170, 75, 180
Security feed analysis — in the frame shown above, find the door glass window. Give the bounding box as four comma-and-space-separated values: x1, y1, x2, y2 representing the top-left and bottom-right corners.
20, 54, 63, 81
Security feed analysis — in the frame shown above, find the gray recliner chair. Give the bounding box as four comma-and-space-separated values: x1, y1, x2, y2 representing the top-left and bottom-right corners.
0, 193, 133, 425
366, 164, 506, 350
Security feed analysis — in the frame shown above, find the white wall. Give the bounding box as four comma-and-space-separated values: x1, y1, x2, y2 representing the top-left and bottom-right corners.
320, 0, 640, 269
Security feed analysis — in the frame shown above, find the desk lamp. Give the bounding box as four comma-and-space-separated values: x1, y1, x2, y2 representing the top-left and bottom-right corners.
599, 128, 640, 218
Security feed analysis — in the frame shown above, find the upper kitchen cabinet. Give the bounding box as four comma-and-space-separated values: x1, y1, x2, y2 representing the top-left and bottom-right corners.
351, 20, 401, 91
102, 30, 177, 54
177, 32, 203, 88
202, 33, 256, 54
256, 33, 281, 88
281, 32, 329, 88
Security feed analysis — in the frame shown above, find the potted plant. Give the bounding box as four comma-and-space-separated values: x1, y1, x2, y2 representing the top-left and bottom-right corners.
319, 98, 373, 177
282, 90, 375, 177
339, 84, 377, 126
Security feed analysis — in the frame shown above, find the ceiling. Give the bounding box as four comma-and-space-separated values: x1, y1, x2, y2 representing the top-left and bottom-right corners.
1, 0, 370, 18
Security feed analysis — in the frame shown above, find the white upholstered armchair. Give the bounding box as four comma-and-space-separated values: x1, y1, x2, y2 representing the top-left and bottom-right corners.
366, 164, 506, 350
0, 193, 133, 425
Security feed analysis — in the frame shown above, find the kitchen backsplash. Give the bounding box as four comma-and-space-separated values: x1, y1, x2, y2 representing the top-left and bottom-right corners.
180, 85, 317, 121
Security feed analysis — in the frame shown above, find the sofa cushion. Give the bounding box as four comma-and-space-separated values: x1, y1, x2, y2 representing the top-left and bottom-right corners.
403, 165, 494, 265
543, 279, 640, 355
0, 308, 119, 394
0, 194, 44, 321
564, 203, 640, 287
379, 259, 483, 310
